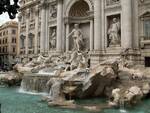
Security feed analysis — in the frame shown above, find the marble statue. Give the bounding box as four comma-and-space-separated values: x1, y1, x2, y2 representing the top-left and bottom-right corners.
108, 18, 120, 46
65, 51, 88, 71
109, 88, 121, 106
67, 24, 84, 51
49, 5, 57, 18
49, 28, 56, 49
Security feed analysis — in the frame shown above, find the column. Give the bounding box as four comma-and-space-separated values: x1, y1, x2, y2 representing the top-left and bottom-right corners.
121, 0, 132, 49
17, 13, 22, 56
25, 9, 30, 55
132, 0, 139, 49
45, 7, 49, 53
66, 23, 69, 52
94, 0, 102, 50
101, 0, 105, 50
56, 0, 63, 52
34, 6, 39, 54
90, 19, 94, 51
40, 4, 46, 53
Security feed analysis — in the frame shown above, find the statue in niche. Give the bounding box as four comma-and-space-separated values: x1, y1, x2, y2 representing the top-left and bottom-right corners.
49, 5, 57, 18
108, 18, 121, 47
49, 28, 56, 49
67, 24, 84, 51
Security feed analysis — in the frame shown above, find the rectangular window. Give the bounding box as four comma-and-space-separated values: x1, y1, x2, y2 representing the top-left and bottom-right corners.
145, 57, 150, 67
13, 47, 16, 52
12, 29, 16, 35
144, 20, 150, 39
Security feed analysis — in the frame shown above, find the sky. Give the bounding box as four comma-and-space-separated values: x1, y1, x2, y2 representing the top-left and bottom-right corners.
0, 0, 18, 25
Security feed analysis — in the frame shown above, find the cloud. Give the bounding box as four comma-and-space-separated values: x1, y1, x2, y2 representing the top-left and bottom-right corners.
0, 13, 18, 25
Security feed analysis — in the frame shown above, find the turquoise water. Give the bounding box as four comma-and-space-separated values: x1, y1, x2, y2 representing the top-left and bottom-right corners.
0, 87, 150, 113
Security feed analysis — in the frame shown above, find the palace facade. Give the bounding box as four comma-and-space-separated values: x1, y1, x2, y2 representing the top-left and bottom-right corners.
18, 0, 150, 67
0, 21, 18, 68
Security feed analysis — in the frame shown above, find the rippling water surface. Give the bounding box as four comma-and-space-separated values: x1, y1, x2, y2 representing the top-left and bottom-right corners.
0, 87, 150, 113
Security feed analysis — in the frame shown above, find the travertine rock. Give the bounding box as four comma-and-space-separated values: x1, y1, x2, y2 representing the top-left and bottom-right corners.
124, 86, 143, 104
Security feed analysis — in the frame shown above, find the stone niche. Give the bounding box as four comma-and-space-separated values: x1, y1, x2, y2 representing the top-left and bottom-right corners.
49, 26, 57, 50
67, 0, 91, 51
107, 14, 121, 47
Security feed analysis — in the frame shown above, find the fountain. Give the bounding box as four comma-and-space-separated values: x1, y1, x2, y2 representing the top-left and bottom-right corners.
15, 40, 150, 111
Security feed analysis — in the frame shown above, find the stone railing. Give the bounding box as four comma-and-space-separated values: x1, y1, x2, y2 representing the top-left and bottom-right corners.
106, 0, 120, 6
140, 36, 150, 48
141, 36, 150, 40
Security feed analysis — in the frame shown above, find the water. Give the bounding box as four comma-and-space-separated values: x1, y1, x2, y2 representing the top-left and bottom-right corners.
0, 87, 150, 113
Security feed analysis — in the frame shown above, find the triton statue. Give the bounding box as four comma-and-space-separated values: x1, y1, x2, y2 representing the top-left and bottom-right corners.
0, 0, 19, 19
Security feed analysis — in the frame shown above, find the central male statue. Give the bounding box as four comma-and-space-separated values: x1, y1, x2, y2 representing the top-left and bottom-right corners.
67, 24, 83, 51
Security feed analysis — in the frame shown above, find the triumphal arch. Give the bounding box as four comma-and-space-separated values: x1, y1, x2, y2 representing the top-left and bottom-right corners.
18, 0, 150, 67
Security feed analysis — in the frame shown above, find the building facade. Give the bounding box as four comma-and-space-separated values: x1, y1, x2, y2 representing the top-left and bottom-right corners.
0, 21, 18, 68
18, 0, 150, 67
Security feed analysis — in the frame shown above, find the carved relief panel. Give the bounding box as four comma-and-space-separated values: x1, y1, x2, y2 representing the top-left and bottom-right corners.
49, 4, 57, 19
106, 0, 120, 6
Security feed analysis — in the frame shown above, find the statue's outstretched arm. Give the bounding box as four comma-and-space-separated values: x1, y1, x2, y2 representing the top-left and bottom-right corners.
67, 30, 74, 39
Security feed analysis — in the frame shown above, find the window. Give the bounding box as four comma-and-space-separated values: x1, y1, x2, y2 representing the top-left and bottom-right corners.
3, 31, 5, 36
2, 47, 4, 53
12, 38, 14, 43
12, 29, 16, 35
28, 33, 34, 48
3, 39, 4, 44
5, 47, 7, 53
20, 35, 25, 49
13, 47, 16, 52
145, 57, 150, 67
13, 56, 15, 59
5, 39, 7, 43
144, 20, 150, 39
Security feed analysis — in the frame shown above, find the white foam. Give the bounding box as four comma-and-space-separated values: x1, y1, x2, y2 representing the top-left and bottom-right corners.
120, 109, 127, 113
17, 88, 48, 96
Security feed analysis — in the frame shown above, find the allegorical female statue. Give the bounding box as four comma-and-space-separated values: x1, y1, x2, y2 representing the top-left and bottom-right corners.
108, 18, 121, 46
67, 24, 84, 51
50, 28, 56, 49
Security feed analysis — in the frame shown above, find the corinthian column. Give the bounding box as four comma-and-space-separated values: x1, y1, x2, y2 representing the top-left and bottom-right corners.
25, 9, 30, 55
17, 13, 22, 56
34, 6, 39, 54
121, 0, 132, 49
90, 19, 94, 51
56, 0, 63, 52
40, 2, 46, 53
94, 0, 102, 50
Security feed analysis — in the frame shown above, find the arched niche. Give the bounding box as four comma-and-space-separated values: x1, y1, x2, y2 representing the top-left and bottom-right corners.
65, 0, 94, 51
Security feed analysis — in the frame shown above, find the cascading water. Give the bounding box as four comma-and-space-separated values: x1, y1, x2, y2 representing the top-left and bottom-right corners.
19, 67, 59, 94
119, 99, 127, 113
19, 74, 50, 93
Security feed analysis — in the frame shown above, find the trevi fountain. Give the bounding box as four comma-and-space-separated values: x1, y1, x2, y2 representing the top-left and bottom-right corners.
1, 0, 150, 113
0, 24, 150, 113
